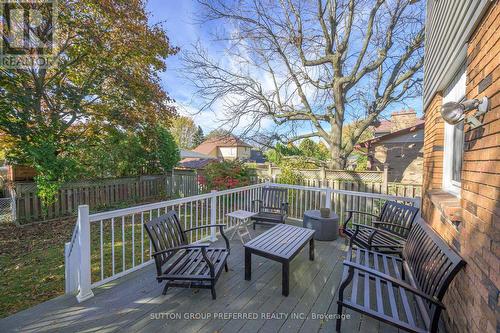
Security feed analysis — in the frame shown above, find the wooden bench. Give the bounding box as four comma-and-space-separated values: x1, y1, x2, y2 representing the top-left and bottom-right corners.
251, 187, 289, 229
144, 210, 230, 299
336, 220, 465, 333
342, 201, 419, 254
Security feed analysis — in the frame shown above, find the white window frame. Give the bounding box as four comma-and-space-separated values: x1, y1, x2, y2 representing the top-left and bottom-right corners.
442, 65, 466, 197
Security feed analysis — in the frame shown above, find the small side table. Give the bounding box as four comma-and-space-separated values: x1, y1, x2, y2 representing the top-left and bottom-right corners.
226, 210, 256, 243
303, 210, 339, 241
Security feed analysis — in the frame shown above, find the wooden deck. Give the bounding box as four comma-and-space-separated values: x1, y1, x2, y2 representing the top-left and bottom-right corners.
0, 221, 403, 333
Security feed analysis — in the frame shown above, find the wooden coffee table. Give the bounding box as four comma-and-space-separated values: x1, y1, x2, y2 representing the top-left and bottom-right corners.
244, 224, 315, 296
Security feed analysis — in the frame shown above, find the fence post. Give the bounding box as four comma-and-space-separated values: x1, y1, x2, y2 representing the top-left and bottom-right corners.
76, 205, 94, 302
320, 166, 327, 187
324, 188, 333, 210
210, 190, 218, 242
382, 164, 389, 194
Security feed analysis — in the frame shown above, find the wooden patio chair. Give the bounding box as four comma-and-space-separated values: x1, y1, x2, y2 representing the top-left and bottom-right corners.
250, 187, 289, 229
336, 220, 465, 333
342, 200, 419, 254
144, 210, 230, 299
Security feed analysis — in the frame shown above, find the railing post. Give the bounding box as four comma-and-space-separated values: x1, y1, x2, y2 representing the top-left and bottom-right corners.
324, 188, 333, 210
64, 242, 71, 293
210, 190, 218, 242
76, 205, 94, 302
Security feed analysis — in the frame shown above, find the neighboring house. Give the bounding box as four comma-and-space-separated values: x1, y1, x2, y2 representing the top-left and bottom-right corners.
178, 149, 218, 170
248, 149, 266, 163
372, 109, 423, 137
358, 110, 425, 184
192, 135, 252, 160
178, 135, 253, 170
422, 2, 498, 333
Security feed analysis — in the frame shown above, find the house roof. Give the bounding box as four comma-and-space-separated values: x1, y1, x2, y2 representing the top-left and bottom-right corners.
357, 122, 425, 148
178, 158, 217, 170
373, 111, 424, 134
373, 120, 393, 134
193, 135, 252, 155
180, 149, 216, 159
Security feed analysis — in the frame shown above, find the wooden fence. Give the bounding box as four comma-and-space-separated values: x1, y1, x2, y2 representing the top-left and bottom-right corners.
255, 165, 385, 183
10, 171, 201, 224
8, 168, 420, 225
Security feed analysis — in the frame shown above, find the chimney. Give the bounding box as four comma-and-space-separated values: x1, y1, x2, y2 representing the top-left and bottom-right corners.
390, 110, 417, 132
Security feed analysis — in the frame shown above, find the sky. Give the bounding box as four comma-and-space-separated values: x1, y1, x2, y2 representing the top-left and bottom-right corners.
146, 0, 423, 137
146, 0, 222, 131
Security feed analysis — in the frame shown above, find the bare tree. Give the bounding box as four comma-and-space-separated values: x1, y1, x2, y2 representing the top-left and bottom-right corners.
183, 0, 424, 168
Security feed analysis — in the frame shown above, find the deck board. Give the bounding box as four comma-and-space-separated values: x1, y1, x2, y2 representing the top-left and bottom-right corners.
0, 221, 396, 333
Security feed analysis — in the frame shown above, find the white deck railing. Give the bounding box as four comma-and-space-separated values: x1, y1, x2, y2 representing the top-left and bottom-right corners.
65, 182, 420, 301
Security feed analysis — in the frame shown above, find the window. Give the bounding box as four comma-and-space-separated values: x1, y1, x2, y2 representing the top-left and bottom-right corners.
442, 64, 466, 196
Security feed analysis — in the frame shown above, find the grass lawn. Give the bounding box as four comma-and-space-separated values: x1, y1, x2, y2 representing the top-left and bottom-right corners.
0, 195, 246, 319
0, 219, 75, 318
0, 209, 216, 319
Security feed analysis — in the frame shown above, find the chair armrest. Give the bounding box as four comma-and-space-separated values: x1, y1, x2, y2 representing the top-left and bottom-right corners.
183, 224, 230, 252
347, 210, 379, 218
342, 260, 445, 309
352, 223, 406, 242
347, 246, 403, 262
152, 243, 210, 256
183, 224, 226, 233
343, 210, 378, 229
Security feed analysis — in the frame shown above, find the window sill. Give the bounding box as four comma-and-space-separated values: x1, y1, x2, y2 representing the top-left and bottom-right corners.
426, 190, 463, 228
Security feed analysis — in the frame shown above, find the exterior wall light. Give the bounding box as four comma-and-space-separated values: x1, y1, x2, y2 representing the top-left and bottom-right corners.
441, 97, 489, 128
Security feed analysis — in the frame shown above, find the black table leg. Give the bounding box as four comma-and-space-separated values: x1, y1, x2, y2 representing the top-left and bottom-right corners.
309, 239, 315, 261
245, 248, 251, 280
282, 262, 289, 296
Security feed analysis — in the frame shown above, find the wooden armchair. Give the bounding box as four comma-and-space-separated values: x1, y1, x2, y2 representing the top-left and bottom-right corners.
336, 220, 465, 332
144, 210, 230, 299
342, 201, 419, 254
250, 187, 289, 229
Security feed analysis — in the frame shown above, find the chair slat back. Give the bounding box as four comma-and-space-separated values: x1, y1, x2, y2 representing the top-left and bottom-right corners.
378, 201, 419, 238
403, 220, 465, 301
144, 210, 187, 266
260, 187, 287, 211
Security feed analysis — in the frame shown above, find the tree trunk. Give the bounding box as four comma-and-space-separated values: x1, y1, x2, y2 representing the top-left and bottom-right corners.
329, 123, 342, 170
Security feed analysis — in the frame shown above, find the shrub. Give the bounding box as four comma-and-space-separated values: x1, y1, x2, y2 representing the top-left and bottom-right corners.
278, 162, 303, 185
199, 160, 252, 191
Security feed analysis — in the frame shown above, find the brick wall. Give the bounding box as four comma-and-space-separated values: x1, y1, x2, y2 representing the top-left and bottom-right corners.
390, 110, 418, 132
422, 2, 499, 333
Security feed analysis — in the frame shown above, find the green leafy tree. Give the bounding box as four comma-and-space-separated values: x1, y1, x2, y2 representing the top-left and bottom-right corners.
0, 0, 178, 206
205, 129, 232, 140
149, 126, 180, 172
265, 143, 301, 165
192, 126, 205, 147
170, 116, 199, 149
